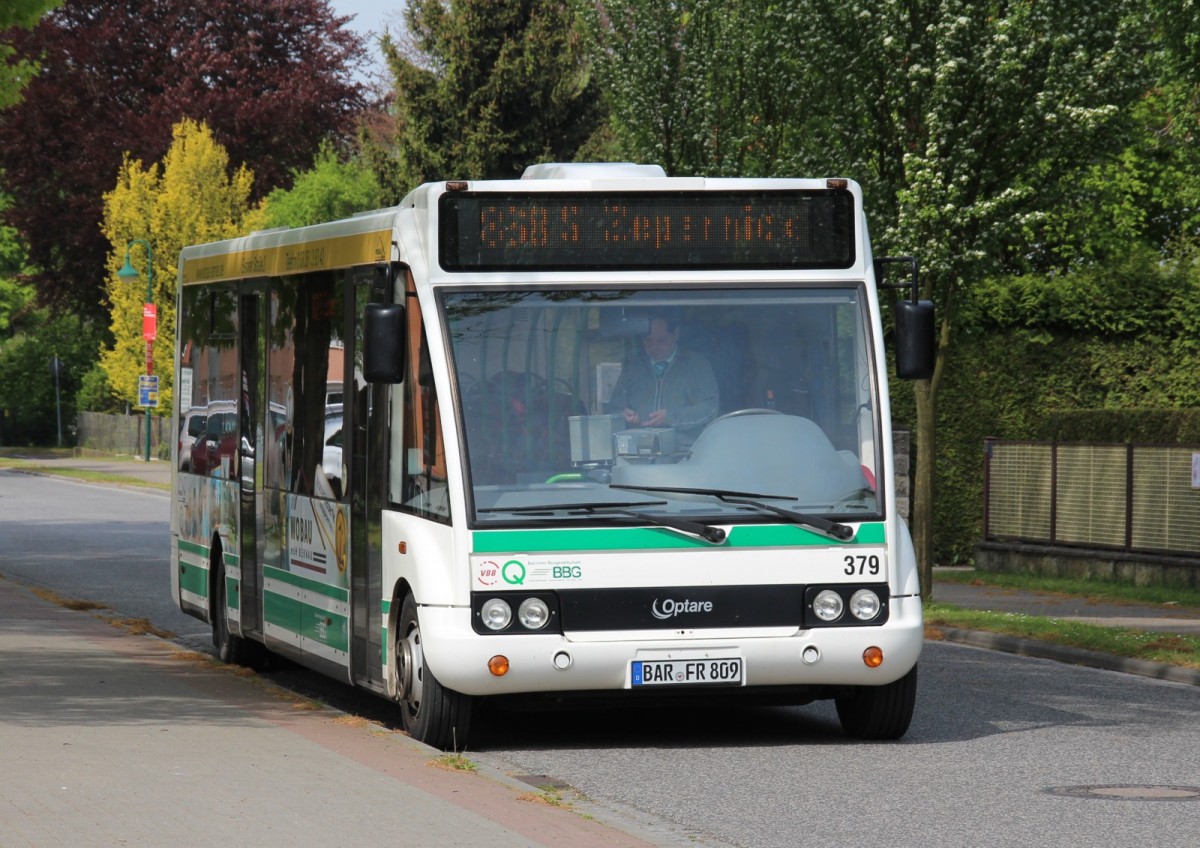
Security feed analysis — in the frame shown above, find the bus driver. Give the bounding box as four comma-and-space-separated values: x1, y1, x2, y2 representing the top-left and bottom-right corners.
607, 314, 719, 447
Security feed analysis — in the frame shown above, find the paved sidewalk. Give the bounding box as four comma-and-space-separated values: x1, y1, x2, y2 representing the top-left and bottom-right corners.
0, 577, 688, 848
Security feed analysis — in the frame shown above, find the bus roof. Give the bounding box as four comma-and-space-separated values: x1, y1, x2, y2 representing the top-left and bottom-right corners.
178, 208, 399, 286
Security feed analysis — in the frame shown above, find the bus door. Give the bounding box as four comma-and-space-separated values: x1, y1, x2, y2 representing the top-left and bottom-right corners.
239, 287, 266, 636
350, 270, 388, 688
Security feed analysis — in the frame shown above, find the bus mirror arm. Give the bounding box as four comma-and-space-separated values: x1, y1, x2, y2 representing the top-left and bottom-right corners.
875, 256, 919, 303
373, 263, 392, 291
876, 256, 935, 381
363, 303, 407, 383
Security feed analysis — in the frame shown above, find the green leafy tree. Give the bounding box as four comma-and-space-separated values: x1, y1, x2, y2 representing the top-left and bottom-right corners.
0, 310, 101, 445
877, 2, 1148, 586
0, 1, 59, 336
1151, 0, 1200, 139
76, 361, 123, 414
383, 0, 603, 188
0, 192, 35, 334
100, 119, 263, 413
579, 0, 801, 176
584, 0, 1151, 588
0, 0, 61, 109
0, 0, 365, 320
262, 143, 383, 229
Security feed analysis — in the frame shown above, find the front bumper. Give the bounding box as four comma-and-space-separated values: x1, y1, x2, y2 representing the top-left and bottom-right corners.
419, 594, 923, 697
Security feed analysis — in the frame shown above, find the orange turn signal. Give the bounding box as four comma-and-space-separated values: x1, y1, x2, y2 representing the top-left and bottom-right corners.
863, 646, 884, 668
488, 655, 510, 676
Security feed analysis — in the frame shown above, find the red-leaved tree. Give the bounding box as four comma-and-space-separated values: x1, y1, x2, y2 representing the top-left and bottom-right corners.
0, 0, 367, 319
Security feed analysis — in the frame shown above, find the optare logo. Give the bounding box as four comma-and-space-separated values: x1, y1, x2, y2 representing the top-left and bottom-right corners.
651, 597, 714, 620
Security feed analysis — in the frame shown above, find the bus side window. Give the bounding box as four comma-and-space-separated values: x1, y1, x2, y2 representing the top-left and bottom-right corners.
268, 272, 345, 499
179, 286, 238, 478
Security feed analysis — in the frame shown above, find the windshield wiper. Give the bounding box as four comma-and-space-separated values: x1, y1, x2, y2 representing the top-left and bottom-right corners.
610, 484, 854, 541
479, 500, 727, 544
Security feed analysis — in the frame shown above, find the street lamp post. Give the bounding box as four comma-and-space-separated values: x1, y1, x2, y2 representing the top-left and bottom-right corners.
117, 239, 155, 462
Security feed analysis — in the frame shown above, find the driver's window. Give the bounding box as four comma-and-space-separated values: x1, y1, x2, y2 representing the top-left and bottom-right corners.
395, 273, 449, 522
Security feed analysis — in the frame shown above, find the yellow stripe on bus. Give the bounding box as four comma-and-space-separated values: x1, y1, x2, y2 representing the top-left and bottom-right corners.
181, 229, 393, 285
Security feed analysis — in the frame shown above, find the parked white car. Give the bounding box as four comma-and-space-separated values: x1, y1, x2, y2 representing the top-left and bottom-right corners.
178, 407, 207, 471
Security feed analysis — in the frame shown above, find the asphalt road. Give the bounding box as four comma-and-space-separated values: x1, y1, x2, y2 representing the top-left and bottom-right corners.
0, 469, 204, 641
4, 469, 1200, 847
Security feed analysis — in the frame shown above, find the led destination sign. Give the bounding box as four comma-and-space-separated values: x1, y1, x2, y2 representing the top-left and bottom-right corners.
439, 191, 855, 271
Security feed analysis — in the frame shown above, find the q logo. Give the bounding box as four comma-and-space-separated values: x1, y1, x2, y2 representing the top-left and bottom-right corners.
501, 559, 526, 585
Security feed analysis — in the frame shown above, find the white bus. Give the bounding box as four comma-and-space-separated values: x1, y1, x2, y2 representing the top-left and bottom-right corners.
170, 163, 934, 749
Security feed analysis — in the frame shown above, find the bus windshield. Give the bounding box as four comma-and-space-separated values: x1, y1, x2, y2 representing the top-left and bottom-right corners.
443, 286, 881, 528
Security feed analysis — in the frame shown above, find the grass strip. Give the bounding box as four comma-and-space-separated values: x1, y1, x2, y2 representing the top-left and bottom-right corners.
934, 568, 1200, 611
0, 456, 170, 491
925, 602, 1200, 670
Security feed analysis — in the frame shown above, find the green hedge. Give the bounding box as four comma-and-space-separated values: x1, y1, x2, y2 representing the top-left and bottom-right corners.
911, 330, 1200, 564
1036, 409, 1200, 444
907, 244, 1200, 564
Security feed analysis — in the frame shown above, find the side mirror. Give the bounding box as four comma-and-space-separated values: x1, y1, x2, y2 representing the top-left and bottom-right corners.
894, 299, 935, 380
363, 303, 407, 383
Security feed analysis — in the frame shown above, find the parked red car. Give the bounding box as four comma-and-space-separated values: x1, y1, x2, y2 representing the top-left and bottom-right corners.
189, 403, 236, 477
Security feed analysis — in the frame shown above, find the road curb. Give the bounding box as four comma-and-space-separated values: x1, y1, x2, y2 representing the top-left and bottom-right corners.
934, 626, 1200, 687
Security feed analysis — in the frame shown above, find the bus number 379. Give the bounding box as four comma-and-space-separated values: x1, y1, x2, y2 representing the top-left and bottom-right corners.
170, 162, 934, 750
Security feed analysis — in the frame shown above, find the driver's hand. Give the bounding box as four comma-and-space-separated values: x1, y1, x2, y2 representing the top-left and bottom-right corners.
622, 408, 640, 426
644, 409, 667, 427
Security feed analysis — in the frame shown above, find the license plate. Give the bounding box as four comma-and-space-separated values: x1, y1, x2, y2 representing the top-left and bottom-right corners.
630, 657, 743, 687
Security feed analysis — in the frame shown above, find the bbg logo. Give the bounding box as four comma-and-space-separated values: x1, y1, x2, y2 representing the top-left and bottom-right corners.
552, 565, 582, 579
651, 597, 714, 620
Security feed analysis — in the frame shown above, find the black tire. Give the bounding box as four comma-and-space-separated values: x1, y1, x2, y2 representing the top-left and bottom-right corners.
212, 550, 243, 664
835, 664, 918, 741
395, 593, 473, 751
211, 546, 266, 668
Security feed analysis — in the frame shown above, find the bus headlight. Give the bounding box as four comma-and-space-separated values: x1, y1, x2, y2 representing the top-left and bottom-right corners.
804, 584, 890, 628
812, 589, 844, 622
471, 592, 562, 635
849, 589, 882, 621
480, 598, 513, 631
518, 597, 551, 630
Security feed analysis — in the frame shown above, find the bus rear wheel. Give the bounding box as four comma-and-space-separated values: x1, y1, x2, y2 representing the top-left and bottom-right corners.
835, 664, 917, 740
395, 593, 473, 751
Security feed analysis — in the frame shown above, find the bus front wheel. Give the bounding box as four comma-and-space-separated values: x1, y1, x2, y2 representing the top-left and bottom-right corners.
210, 544, 266, 669
395, 593, 473, 750
212, 550, 245, 665
834, 664, 917, 740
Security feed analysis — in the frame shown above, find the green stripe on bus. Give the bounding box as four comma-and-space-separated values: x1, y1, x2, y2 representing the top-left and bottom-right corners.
179, 539, 208, 557
472, 522, 886, 553
179, 559, 208, 597
177, 539, 237, 566
263, 565, 349, 602
263, 590, 349, 653
264, 587, 300, 634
